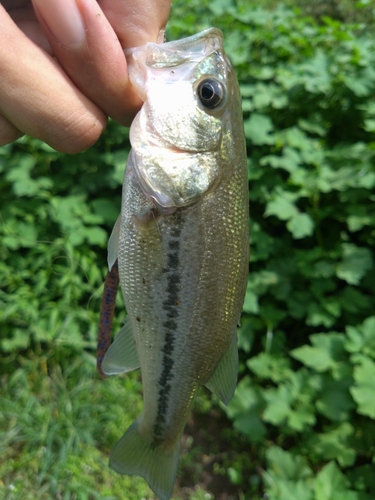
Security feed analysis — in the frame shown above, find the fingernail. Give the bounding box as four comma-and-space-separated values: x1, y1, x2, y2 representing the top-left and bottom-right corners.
32, 0, 85, 48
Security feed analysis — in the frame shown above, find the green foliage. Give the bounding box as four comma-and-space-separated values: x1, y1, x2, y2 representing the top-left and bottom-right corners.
0, 122, 127, 356
264, 451, 362, 500
2, 1, 375, 499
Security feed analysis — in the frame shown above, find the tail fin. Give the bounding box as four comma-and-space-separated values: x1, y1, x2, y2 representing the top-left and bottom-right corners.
109, 418, 180, 500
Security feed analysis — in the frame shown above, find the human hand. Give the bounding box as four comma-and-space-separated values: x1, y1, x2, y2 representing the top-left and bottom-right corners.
0, 0, 171, 153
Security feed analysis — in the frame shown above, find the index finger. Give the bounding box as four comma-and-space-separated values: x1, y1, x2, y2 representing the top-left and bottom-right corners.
0, 5, 107, 153
98, 0, 171, 47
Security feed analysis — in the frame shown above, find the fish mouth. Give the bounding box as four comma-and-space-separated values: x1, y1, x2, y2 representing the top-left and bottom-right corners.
125, 28, 224, 69
141, 28, 224, 69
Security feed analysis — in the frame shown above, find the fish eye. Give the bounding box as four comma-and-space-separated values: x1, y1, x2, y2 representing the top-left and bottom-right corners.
197, 78, 225, 109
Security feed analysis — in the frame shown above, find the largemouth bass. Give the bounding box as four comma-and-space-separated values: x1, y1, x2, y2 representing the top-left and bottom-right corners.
102, 28, 249, 500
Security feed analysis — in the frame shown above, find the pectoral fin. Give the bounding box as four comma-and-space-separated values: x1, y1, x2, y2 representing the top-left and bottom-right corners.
102, 316, 140, 375
205, 331, 238, 405
108, 214, 121, 271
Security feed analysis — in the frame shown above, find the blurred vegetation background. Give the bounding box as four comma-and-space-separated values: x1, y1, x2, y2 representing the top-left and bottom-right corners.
1, 0, 375, 499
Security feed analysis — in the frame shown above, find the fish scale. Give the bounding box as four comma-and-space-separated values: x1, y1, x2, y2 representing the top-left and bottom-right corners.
101, 28, 249, 500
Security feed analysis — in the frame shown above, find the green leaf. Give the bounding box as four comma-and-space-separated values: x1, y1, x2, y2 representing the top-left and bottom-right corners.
263, 372, 316, 431
306, 302, 337, 328
340, 287, 371, 315
266, 446, 312, 481
5, 156, 36, 196
81, 227, 107, 246
350, 356, 375, 418
363, 118, 375, 133
314, 461, 358, 499
208, 0, 234, 15
298, 117, 326, 137
316, 375, 356, 422
247, 353, 292, 383
291, 333, 347, 373
242, 284, 259, 314
263, 385, 294, 425
336, 244, 373, 285
244, 113, 275, 145
2, 221, 38, 249
1, 328, 30, 352
260, 147, 301, 173
344, 69, 375, 97
265, 192, 298, 221
310, 423, 356, 467
249, 220, 275, 262
314, 260, 335, 278
347, 464, 375, 497
344, 317, 375, 359
237, 317, 254, 353
226, 377, 266, 442
287, 212, 314, 239
265, 478, 314, 500
346, 205, 374, 232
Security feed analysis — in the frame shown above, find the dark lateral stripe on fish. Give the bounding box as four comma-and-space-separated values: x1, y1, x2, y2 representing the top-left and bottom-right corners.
97, 259, 119, 379
153, 214, 182, 443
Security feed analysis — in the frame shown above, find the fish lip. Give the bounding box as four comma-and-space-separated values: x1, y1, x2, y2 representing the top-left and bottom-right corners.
144, 27, 224, 67
124, 27, 224, 65
156, 27, 223, 49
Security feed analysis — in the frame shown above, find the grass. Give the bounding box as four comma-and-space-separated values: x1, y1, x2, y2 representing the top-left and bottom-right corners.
0, 349, 152, 500
246, 0, 375, 25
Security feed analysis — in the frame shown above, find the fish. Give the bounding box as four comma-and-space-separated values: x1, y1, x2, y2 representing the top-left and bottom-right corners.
101, 28, 249, 500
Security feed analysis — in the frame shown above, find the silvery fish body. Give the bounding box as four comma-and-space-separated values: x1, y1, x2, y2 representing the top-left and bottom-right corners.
102, 28, 249, 500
